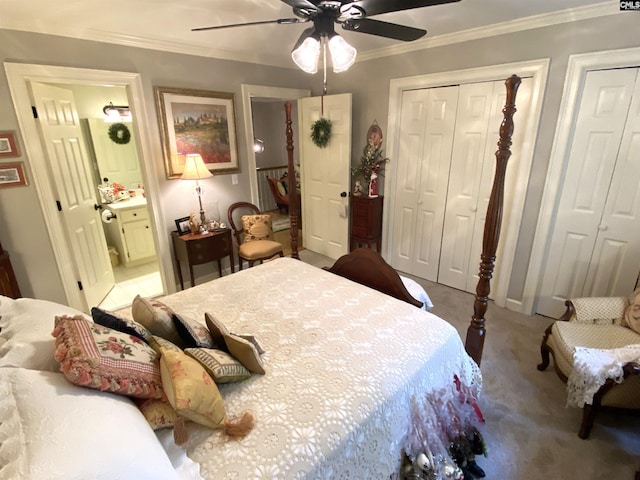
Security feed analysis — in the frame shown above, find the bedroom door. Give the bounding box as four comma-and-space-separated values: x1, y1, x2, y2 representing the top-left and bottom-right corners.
298, 93, 352, 259
536, 68, 640, 318
31, 82, 115, 308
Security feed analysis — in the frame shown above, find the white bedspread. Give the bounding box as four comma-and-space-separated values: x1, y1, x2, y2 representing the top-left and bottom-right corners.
140, 258, 480, 479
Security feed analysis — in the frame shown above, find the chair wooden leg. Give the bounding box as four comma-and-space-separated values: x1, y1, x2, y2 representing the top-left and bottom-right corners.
579, 404, 597, 439
537, 324, 553, 371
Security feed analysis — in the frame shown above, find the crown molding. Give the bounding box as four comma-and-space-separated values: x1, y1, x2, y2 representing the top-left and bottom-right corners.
1, 2, 618, 69
357, 2, 619, 63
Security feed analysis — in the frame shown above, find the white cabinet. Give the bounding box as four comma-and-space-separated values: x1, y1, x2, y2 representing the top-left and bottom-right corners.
104, 200, 156, 267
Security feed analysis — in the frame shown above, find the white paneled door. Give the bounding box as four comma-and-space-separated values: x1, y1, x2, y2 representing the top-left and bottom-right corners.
537, 68, 640, 318
299, 94, 352, 260
390, 78, 532, 294
31, 82, 115, 309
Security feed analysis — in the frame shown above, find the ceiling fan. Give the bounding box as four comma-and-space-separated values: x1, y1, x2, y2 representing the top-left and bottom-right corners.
192, 0, 461, 73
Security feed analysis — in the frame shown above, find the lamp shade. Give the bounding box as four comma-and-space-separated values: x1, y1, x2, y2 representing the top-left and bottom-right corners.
329, 35, 357, 73
291, 36, 321, 74
181, 153, 213, 180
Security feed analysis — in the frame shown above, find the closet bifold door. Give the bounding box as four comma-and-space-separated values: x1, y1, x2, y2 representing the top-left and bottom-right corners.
536, 68, 640, 319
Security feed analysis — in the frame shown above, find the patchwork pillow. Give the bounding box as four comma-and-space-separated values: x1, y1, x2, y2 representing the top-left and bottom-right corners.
173, 313, 214, 348
159, 348, 227, 429
0, 297, 91, 372
185, 348, 251, 383
51, 315, 163, 399
241, 214, 274, 243
131, 295, 183, 346
205, 313, 265, 374
623, 288, 640, 334
134, 397, 178, 430
91, 307, 152, 343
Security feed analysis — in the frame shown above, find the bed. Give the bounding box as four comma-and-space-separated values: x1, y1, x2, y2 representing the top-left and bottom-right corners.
0, 76, 521, 479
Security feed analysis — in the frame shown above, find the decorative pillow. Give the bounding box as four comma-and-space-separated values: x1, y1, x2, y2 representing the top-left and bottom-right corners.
276, 180, 287, 196
51, 315, 163, 399
0, 368, 181, 480
131, 295, 183, 346
241, 214, 274, 243
173, 313, 214, 348
185, 348, 252, 383
148, 335, 183, 354
205, 313, 265, 374
134, 397, 178, 430
0, 296, 91, 372
623, 288, 640, 334
91, 307, 152, 343
159, 349, 227, 429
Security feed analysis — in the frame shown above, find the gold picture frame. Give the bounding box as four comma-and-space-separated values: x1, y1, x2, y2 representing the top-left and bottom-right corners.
154, 86, 240, 179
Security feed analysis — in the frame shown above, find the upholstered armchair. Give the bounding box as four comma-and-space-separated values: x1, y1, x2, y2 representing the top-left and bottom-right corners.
537, 295, 640, 439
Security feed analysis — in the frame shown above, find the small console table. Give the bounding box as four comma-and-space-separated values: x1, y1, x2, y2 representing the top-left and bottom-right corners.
350, 195, 383, 253
171, 229, 234, 290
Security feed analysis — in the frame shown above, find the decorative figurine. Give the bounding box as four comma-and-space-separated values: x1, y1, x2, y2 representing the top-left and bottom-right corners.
369, 169, 379, 197
354, 180, 363, 196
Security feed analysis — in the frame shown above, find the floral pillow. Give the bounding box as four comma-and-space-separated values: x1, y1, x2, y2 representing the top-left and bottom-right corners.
131, 295, 183, 346
51, 315, 163, 399
173, 313, 214, 348
159, 348, 226, 429
205, 313, 265, 374
241, 214, 274, 243
134, 397, 177, 430
91, 307, 152, 343
623, 288, 640, 335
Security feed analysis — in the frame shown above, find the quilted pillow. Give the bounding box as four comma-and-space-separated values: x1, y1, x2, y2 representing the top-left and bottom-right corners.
241, 214, 274, 243
173, 313, 214, 348
623, 288, 640, 334
51, 315, 163, 399
159, 349, 226, 429
91, 307, 152, 343
131, 295, 183, 346
205, 313, 265, 374
185, 348, 251, 383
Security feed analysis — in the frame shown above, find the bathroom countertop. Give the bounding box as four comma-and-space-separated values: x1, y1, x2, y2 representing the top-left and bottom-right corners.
104, 196, 147, 210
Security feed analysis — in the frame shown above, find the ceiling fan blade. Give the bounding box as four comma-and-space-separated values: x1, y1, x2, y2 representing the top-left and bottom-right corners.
342, 18, 426, 41
345, 0, 460, 17
280, 0, 320, 15
192, 18, 305, 32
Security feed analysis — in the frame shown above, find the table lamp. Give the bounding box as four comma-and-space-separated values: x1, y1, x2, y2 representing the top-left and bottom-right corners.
181, 153, 213, 225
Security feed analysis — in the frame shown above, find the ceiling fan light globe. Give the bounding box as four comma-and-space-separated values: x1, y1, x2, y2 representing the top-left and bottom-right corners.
291, 37, 321, 74
328, 35, 356, 73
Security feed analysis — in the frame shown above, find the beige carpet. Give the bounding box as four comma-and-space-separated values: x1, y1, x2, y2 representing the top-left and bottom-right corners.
298, 249, 640, 480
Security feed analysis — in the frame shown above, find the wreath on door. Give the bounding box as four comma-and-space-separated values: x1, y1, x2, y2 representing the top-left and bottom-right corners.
108, 122, 131, 145
310, 118, 332, 148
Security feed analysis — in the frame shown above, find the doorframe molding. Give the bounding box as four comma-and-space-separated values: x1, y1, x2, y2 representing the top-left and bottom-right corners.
522, 46, 640, 315
240, 84, 310, 207
4, 62, 169, 311
384, 58, 549, 309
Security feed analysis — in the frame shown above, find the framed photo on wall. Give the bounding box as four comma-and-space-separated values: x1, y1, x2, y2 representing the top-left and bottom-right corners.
0, 132, 20, 158
155, 86, 239, 179
0, 162, 28, 188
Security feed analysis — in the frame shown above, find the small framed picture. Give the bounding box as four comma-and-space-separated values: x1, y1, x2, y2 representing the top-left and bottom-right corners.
175, 216, 191, 235
0, 132, 20, 158
0, 162, 28, 188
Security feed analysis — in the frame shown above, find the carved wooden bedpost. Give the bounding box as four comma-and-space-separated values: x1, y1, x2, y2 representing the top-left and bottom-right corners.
465, 74, 521, 366
284, 101, 300, 260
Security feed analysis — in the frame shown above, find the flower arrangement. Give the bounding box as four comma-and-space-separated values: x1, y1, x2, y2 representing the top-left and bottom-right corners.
351, 143, 388, 187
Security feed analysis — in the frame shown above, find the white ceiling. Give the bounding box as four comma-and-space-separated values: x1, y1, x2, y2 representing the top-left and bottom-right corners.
1, 0, 618, 69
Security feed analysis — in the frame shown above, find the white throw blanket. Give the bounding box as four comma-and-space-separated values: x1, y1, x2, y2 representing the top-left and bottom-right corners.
566, 344, 640, 408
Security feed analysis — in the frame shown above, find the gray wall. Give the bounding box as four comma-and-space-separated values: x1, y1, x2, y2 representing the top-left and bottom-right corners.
1, 12, 639, 306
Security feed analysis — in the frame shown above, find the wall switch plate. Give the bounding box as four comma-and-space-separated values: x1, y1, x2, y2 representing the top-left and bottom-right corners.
231, 174, 238, 185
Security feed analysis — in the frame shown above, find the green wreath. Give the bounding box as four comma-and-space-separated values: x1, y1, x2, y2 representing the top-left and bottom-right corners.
108, 122, 131, 145
310, 118, 332, 148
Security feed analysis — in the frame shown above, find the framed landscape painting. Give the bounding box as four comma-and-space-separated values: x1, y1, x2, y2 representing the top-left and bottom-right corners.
155, 87, 239, 178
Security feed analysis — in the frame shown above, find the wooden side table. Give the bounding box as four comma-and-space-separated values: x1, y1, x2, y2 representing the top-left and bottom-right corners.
350, 195, 383, 252
171, 229, 234, 290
